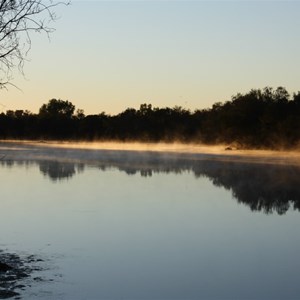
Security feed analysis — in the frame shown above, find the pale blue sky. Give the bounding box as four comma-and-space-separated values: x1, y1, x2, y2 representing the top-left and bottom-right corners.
2, 0, 300, 114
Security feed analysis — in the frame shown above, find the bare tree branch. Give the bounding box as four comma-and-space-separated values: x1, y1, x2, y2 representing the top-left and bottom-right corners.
0, 0, 69, 88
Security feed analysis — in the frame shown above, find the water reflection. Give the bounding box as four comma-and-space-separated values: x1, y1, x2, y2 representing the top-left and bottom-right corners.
1, 151, 300, 215
39, 161, 84, 181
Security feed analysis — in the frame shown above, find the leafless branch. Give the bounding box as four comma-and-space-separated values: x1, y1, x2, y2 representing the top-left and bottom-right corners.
0, 0, 69, 86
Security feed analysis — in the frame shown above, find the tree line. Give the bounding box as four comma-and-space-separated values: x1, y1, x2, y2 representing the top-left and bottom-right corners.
1, 86, 300, 149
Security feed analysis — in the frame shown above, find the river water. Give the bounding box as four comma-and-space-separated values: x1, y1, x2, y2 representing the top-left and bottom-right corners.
0, 142, 300, 299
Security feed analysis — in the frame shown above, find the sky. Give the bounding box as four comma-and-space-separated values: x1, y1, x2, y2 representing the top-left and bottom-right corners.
1, 0, 300, 115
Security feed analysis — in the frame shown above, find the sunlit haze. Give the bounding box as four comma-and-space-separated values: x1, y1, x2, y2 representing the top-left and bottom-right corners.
3, 140, 300, 166
2, 0, 300, 115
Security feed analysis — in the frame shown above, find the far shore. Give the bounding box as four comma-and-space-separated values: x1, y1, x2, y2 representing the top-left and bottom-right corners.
1, 139, 300, 166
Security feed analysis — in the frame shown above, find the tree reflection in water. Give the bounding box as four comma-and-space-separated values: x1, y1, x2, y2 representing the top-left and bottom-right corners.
1, 153, 300, 215
39, 161, 85, 181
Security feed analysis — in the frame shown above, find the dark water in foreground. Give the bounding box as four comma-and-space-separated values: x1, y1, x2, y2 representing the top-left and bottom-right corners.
0, 143, 300, 299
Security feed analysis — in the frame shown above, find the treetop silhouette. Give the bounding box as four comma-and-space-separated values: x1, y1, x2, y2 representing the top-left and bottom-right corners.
1, 87, 300, 149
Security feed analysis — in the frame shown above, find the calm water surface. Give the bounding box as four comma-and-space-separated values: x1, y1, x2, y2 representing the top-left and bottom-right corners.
0, 143, 300, 299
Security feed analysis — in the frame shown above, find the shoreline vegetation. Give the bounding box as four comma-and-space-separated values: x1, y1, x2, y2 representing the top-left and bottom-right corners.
2, 87, 300, 150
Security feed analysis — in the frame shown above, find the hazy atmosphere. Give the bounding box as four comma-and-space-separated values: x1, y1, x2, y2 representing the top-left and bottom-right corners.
2, 0, 300, 114
1, 1, 300, 299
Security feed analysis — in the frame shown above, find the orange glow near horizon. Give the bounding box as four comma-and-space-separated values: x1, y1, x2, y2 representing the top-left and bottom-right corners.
2, 140, 300, 166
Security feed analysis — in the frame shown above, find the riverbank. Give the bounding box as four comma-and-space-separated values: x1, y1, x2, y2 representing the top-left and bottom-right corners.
0, 250, 46, 299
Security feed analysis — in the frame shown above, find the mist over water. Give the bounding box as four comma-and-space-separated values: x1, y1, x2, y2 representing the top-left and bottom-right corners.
1, 140, 300, 165
1, 141, 300, 215
1, 141, 300, 299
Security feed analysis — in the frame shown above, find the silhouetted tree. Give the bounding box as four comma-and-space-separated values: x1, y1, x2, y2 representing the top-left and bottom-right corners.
37, 99, 77, 139
39, 99, 75, 118
0, 87, 299, 148
0, 0, 68, 87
